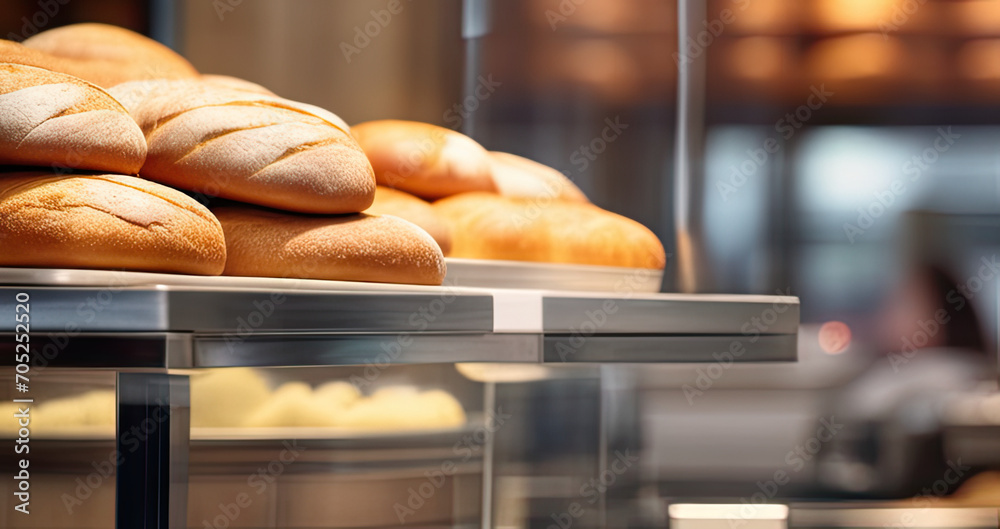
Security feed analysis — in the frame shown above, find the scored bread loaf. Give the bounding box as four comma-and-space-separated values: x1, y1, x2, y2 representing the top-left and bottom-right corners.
364, 186, 452, 254
0, 171, 226, 275
489, 151, 589, 203
213, 206, 446, 285
434, 193, 666, 269
19, 23, 199, 86
0, 63, 146, 174
352, 120, 496, 200
109, 79, 374, 214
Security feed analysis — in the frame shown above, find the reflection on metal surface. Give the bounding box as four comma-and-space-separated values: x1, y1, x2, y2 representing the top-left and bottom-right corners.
669, 503, 788, 529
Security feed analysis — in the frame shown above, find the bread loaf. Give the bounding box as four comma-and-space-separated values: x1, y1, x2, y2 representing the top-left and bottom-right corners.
0, 171, 226, 275
364, 186, 452, 254
213, 206, 446, 285
489, 151, 589, 203
352, 120, 496, 200
0, 63, 146, 174
109, 79, 374, 214
20, 23, 199, 86
433, 193, 666, 269
200, 74, 276, 95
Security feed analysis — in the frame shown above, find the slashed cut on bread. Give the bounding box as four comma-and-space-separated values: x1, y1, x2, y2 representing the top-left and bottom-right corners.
109, 79, 375, 214
0, 172, 226, 275
213, 206, 446, 286
434, 193, 666, 269
0, 63, 146, 174
352, 120, 496, 200
364, 186, 452, 254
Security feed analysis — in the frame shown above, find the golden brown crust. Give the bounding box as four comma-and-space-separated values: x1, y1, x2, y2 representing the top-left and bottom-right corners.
489, 152, 589, 203
352, 120, 496, 200
364, 186, 452, 255
0, 171, 226, 275
433, 193, 666, 269
21, 23, 199, 86
199, 74, 276, 95
213, 206, 446, 286
0, 63, 146, 174
109, 79, 374, 214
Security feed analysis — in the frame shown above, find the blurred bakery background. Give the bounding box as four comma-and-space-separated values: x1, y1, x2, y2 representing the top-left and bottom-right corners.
3, 0, 1000, 528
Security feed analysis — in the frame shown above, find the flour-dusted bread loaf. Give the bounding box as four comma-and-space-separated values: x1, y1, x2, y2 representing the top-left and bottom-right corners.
0, 63, 146, 174
18, 23, 199, 86
433, 193, 666, 269
364, 186, 452, 254
0, 172, 227, 274
352, 120, 496, 200
213, 206, 446, 285
489, 152, 589, 203
109, 79, 374, 214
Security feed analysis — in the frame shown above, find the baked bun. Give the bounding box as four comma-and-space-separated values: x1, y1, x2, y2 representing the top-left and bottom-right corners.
0, 172, 227, 275
109, 80, 374, 214
364, 186, 452, 254
352, 120, 496, 200
199, 74, 276, 95
0, 63, 146, 174
434, 193, 666, 269
213, 206, 447, 285
489, 151, 589, 203
20, 23, 199, 86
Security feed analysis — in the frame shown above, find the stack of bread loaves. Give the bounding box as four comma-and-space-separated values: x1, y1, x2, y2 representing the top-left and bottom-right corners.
354, 120, 666, 270
0, 23, 662, 285
0, 24, 445, 285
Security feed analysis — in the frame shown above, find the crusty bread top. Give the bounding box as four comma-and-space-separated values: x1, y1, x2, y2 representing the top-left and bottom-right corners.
0, 62, 128, 115
489, 151, 589, 203
0, 63, 147, 174
0, 172, 221, 227
213, 206, 447, 285
109, 79, 351, 135
433, 192, 667, 270
200, 74, 276, 96
352, 120, 496, 200
108, 79, 371, 214
0, 171, 226, 275
1, 25, 198, 88
22, 23, 198, 80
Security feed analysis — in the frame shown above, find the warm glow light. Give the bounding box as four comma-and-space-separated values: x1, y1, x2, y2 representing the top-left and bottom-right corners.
732, 0, 798, 33
814, 0, 898, 31
958, 40, 1000, 81
729, 37, 789, 81
954, 1, 1000, 35
818, 321, 851, 354
808, 34, 905, 81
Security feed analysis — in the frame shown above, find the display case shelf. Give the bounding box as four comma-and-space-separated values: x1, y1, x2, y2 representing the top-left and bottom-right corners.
0, 270, 799, 367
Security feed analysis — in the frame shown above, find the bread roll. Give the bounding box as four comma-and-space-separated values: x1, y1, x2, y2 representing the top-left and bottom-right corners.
352, 120, 496, 200
243, 382, 340, 428
364, 186, 452, 254
434, 193, 666, 269
200, 74, 276, 95
20, 23, 199, 86
109, 80, 373, 214
489, 151, 589, 203
0, 63, 146, 174
191, 368, 271, 428
0, 172, 226, 275
213, 205, 446, 285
